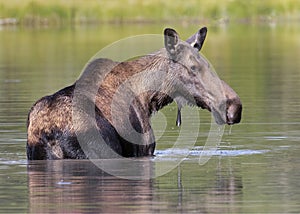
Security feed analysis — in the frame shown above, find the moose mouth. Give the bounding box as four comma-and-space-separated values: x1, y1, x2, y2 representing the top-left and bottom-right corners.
195, 97, 235, 125
175, 94, 242, 126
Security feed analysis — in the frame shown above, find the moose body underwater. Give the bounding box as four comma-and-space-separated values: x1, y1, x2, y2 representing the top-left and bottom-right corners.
26, 27, 242, 160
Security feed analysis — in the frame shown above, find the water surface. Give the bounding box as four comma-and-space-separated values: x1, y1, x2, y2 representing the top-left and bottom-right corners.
1, 23, 300, 213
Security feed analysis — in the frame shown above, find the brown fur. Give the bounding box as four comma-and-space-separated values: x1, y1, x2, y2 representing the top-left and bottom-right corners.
27, 28, 242, 160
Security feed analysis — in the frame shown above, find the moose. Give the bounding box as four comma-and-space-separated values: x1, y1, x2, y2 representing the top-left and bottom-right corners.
26, 27, 242, 160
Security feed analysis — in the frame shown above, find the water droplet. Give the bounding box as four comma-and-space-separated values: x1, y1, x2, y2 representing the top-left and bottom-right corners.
229, 126, 233, 135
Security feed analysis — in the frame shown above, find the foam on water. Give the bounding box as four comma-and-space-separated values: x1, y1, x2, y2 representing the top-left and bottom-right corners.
155, 146, 269, 160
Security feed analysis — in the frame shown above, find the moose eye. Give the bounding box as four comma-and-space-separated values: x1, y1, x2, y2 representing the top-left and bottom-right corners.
190, 65, 197, 72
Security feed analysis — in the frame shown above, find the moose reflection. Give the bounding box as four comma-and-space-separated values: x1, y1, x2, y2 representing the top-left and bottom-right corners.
27, 159, 243, 213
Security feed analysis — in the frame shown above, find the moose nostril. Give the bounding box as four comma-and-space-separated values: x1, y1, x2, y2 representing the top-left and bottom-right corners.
226, 100, 242, 125
227, 112, 234, 121
226, 112, 235, 125
227, 112, 240, 124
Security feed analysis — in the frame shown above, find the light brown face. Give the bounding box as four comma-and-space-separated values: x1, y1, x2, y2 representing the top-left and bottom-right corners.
164, 27, 242, 125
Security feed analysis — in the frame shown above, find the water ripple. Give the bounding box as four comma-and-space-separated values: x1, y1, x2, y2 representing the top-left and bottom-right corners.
155, 147, 269, 159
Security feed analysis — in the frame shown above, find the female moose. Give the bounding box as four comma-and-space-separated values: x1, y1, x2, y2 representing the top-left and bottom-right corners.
26, 27, 242, 160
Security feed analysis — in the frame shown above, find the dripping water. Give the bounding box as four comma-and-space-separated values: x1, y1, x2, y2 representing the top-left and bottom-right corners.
176, 107, 181, 127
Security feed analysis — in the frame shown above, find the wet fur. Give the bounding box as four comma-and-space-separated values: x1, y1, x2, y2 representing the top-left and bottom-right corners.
27, 56, 173, 160
27, 28, 242, 160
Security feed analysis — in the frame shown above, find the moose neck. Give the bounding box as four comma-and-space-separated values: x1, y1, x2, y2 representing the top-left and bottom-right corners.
95, 50, 175, 121
130, 52, 175, 116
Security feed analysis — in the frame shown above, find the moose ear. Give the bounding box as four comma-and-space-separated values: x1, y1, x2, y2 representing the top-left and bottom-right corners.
164, 28, 179, 57
186, 27, 207, 51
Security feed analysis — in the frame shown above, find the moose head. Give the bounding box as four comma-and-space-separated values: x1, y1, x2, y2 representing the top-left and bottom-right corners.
163, 27, 242, 126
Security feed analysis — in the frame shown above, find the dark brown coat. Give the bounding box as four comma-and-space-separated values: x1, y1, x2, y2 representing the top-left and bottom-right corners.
27, 28, 242, 160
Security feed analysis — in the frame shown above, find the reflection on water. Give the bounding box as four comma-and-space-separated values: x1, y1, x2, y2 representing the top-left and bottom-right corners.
27, 158, 245, 213
27, 160, 154, 213
1, 23, 300, 213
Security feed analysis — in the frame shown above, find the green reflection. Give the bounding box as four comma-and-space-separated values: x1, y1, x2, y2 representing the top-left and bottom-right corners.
0, 23, 300, 213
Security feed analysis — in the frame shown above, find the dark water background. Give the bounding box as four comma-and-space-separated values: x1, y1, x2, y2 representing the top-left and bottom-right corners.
0, 23, 300, 213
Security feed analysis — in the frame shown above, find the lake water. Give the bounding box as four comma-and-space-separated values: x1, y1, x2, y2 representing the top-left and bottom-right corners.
1, 22, 300, 213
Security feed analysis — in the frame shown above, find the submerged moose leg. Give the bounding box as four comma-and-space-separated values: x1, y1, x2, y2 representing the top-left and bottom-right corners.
116, 103, 156, 157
